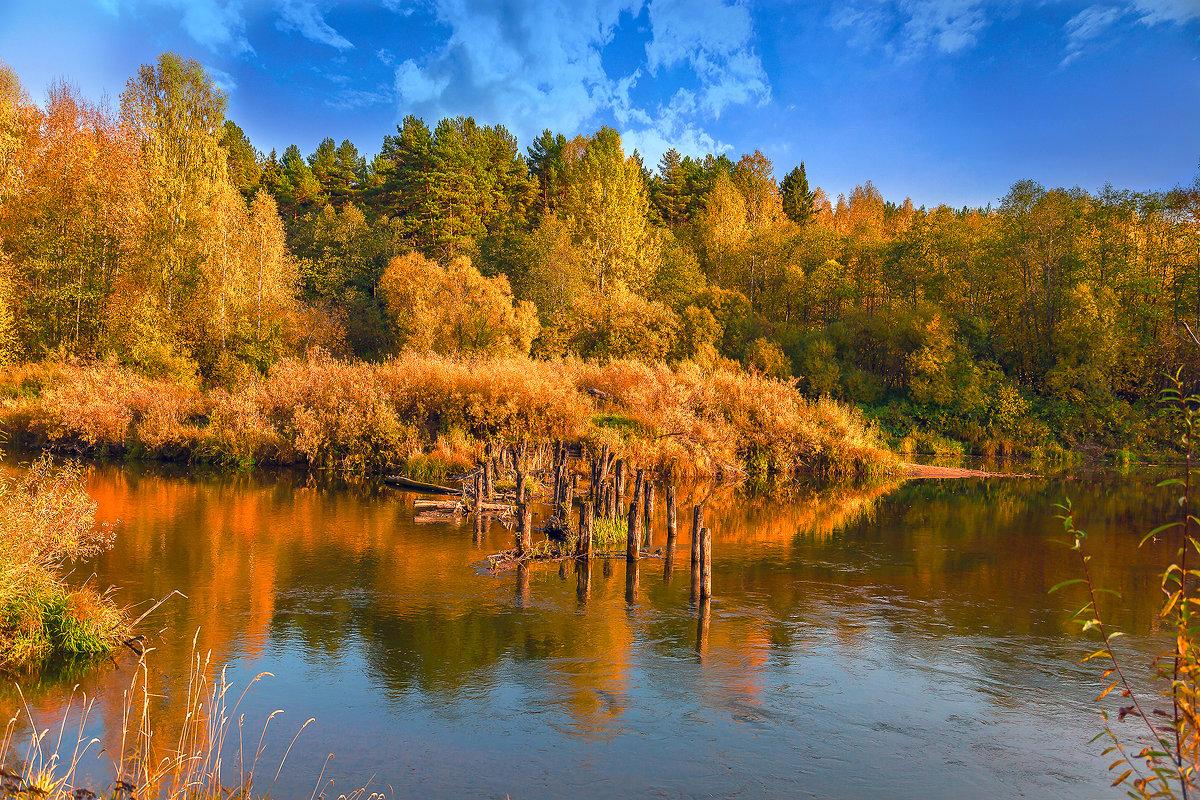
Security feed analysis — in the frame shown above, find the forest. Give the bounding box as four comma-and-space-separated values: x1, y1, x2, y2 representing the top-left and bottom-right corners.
1, 52, 1197, 463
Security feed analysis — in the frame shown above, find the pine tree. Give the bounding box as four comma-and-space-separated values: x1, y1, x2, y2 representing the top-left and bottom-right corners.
780, 162, 817, 225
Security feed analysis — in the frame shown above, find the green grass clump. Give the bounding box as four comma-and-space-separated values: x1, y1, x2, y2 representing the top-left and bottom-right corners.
591, 516, 627, 549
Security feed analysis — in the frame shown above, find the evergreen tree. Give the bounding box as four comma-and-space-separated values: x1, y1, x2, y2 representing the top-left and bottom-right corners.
780, 162, 816, 225
220, 120, 260, 199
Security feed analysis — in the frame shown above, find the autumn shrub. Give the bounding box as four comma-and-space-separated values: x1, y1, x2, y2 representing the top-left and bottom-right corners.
32, 360, 202, 456
2, 351, 897, 483
0, 456, 125, 670
256, 350, 419, 473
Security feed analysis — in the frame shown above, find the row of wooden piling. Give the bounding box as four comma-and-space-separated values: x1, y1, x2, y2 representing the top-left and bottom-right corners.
463, 440, 714, 599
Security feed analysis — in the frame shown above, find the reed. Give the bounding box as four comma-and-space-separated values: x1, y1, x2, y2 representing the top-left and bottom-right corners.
0, 643, 381, 800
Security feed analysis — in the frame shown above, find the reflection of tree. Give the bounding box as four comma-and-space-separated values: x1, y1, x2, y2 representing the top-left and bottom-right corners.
0, 464, 1176, 763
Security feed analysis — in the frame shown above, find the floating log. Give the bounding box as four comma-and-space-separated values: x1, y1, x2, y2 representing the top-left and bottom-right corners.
384, 475, 460, 495
414, 498, 463, 511
477, 501, 516, 514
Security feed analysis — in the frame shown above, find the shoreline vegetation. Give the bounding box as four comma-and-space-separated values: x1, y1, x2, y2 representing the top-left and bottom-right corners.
0, 455, 126, 673
0, 52, 1194, 477
0, 350, 898, 484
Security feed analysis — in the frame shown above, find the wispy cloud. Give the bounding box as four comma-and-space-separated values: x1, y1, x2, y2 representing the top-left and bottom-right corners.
325, 86, 393, 110
276, 0, 354, 50
1131, 0, 1200, 25
89, 0, 355, 54
1062, 5, 1123, 65
833, 0, 994, 60
832, 0, 1199, 63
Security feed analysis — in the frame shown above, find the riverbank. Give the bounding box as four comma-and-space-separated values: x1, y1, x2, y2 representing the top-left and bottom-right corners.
0, 352, 899, 484
0, 456, 126, 672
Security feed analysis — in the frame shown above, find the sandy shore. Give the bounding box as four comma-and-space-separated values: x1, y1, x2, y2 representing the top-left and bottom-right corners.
901, 462, 1039, 479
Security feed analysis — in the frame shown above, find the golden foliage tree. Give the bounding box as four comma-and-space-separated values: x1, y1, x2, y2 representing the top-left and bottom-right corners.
379, 252, 538, 357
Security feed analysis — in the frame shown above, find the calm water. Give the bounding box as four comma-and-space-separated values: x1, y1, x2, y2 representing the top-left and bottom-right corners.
1, 462, 1181, 799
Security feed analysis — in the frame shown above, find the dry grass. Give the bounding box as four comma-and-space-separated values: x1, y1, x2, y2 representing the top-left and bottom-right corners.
0, 455, 126, 670
0, 351, 898, 483
0, 644, 382, 800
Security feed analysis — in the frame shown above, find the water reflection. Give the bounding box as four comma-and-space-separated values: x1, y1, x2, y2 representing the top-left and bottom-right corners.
0, 461, 1178, 798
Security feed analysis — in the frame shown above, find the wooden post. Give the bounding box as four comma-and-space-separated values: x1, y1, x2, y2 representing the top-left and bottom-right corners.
664, 485, 677, 582
614, 459, 625, 506
699, 527, 712, 599
626, 499, 639, 561
690, 504, 703, 568
579, 500, 594, 559
626, 470, 644, 562
666, 485, 677, 547
567, 474, 578, 520
605, 481, 615, 519
483, 459, 493, 499
643, 481, 655, 546
474, 472, 484, 509
552, 459, 562, 510
516, 468, 526, 504
517, 502, 532, 555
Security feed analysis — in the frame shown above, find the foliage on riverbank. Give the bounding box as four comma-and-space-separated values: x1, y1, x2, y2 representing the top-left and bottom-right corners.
0, 351, 898, 483
0, 455, 125, 671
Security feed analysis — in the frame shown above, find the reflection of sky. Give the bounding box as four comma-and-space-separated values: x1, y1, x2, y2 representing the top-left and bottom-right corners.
0, 465, 1176, 798
1, 2, 1197, 207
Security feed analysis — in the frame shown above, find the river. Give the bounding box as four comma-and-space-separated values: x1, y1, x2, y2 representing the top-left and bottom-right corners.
0, 462, 1179, 799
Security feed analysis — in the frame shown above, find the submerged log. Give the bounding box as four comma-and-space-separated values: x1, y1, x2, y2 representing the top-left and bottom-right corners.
414, 498, 463, 511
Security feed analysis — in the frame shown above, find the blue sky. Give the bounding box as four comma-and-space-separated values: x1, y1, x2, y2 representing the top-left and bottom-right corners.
2, 0, 1197, 207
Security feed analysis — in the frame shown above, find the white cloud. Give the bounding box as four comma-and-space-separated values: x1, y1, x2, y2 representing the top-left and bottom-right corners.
90, 0, 252, 53
88, 0, 355, 54
900, 0, 990, 55
381, 0, 766, 164
1131, 0, 1200, 24
1062, 5, 1123, 65
276, 0, 354, 50
394, 59, 449, 104
832, 0, 994, 59
833, 0, 1198, 62
644, 0, 769, 116
325, 86, 393, 110
206, 65, 238, 93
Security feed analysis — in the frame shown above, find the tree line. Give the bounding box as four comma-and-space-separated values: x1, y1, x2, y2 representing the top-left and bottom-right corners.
1, 53, 1197, 454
